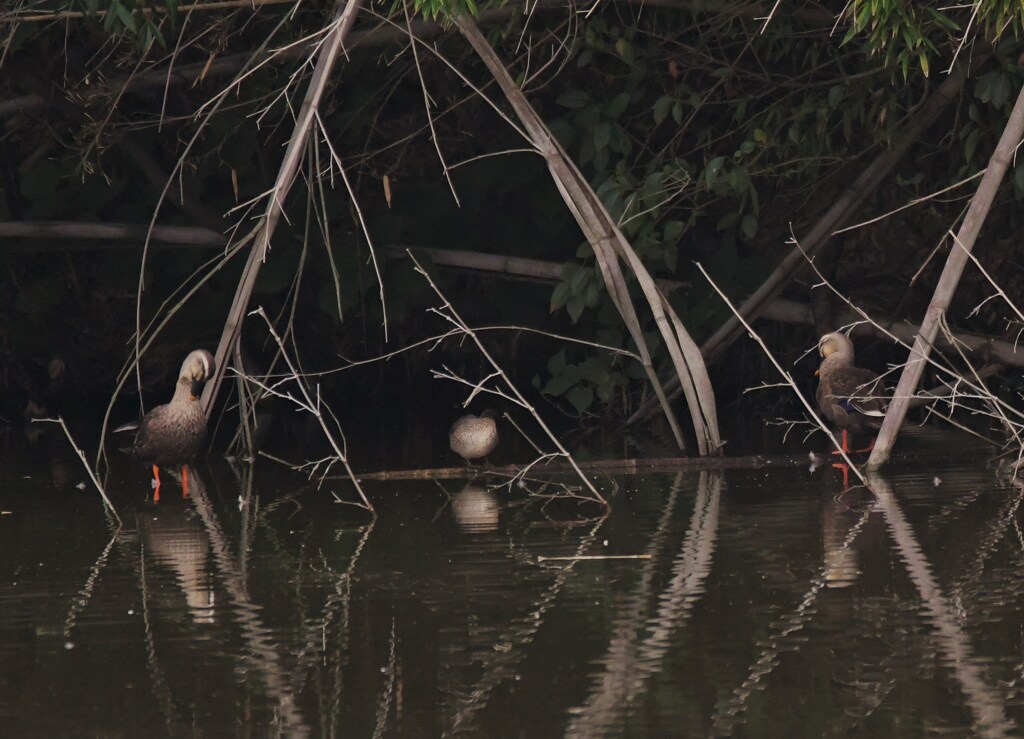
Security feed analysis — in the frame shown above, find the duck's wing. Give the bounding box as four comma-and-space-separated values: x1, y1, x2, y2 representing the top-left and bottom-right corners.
131, 405, 168, 460
828, 367, 886, 417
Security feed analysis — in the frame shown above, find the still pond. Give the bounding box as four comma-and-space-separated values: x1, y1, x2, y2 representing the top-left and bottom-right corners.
1, 427, 1022, 737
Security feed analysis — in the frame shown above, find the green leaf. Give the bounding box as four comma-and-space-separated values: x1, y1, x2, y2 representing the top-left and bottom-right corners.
547, 350, 567, 375
566, 385, 594, 413
594, 122, 611, 151
705, 156, 726, 187
663, 220, 685, 241
606, 92, 630, 118
112, 0, 137, 33
741, 213, 758, 240
543, 365, 581, 396
716, 212, 739, 232
728, 166, 750, 194
828, 85, 844, 109
964, 127, 980, 163
550, 281, 570, 312
578, 356, 609, 384
653, 96, 673, 124
569, 264, 588, 293
567, 292, 586, 322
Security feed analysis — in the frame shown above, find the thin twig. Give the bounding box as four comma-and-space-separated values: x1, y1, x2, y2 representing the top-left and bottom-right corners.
35, 417, 122, 527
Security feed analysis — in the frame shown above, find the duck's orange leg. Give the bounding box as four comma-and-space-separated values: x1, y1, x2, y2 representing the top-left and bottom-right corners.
182, 465, 190, 499
152, 464, 162, 503
830, 429, 851, 455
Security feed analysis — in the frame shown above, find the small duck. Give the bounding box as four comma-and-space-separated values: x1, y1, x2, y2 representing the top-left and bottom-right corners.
132, 349, 214, 498
816, 332, 885, 453
449, 409, 498, 463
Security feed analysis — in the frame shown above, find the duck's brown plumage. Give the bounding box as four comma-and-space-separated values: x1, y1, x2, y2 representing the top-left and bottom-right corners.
449, 410, 499, 462
132, 349, 214, 466
815, 332, 885, 434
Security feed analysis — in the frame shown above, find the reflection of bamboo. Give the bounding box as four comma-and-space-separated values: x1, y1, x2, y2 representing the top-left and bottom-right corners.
948, 486, 1024, 604
139, 539, 184, 732
447, 515, 608, 735
287, 517, 375, 725
867, 471, 1015, 737
712, 507, 872, 734
188, 471, 312, 737
63, 533, 118, 637
567, 472, 720, 736
822, 496, 859, 589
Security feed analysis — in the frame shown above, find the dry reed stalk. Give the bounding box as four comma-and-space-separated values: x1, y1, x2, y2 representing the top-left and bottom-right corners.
868, 80, 1024, 468
201, 0, 364, 418
409, 252, 607, 506
246, 308, 374, 512
455, 15, 721, 455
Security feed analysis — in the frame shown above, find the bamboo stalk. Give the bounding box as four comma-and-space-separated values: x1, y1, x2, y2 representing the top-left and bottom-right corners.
0, 220, 225, 244
201, 0, 363, 417
455, 15, 721, 455
867, 80, 1024, 468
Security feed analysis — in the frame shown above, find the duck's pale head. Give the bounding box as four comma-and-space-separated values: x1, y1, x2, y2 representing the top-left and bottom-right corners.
180, 349, 215, 401
818, 331, 854, 361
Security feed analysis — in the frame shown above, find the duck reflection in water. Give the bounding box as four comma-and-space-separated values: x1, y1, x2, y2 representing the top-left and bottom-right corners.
139, 488, 216, 624
451, 484, 499, 533
131, 349, 214, 501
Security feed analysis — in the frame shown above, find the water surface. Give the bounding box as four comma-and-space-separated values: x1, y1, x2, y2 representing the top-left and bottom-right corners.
1, 428, 1022, 736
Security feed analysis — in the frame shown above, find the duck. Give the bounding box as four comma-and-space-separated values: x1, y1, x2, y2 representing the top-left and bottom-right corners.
449, 409, 498, 463
816, 332, 886, 453
132, 349, 214, 499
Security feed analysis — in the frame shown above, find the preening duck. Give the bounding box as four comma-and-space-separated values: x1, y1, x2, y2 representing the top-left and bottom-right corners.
815, 332, 886, 453
132, 349, 214, 498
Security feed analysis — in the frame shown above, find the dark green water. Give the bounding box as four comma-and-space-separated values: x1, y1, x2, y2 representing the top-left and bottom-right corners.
1, 428, 1022, 737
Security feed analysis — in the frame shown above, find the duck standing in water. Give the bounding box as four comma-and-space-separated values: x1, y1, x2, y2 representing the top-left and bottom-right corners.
449, 409, 499, 464
816, 332, 886, 453
133, 349, 214, 500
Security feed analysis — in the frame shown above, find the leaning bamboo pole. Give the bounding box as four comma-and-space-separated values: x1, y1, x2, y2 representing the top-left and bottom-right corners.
454, 14, 721, 455
627, 49, 987, 425
867, 81, 1024, 468
200, 0, 363, 417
